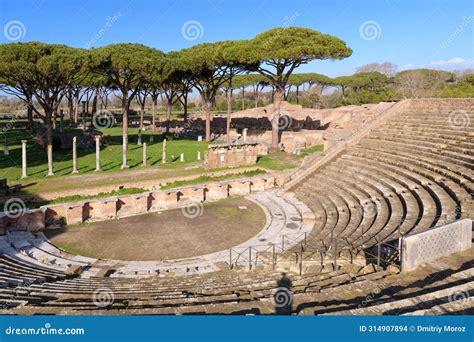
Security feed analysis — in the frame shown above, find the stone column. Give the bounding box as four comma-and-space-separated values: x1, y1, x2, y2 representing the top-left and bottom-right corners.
243, 128, 248, 143
121, 135, 128, 169
137, 129, 142, 145
3, 136, 8, 156
72, 136, 78, 174
95, 136, 101, 171
197, 151, 201, 161
180, 153, 184, 162
142, 142, 147, 166
21, 140, 27, 178
162, 138, 167, 164
47, 144, 54, 176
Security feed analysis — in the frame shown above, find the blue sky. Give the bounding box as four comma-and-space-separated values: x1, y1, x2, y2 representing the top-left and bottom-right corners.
0, 0, 473, 76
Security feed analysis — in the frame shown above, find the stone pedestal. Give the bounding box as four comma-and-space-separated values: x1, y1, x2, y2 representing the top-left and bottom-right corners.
72, 136, 78, 174
95, 136, 101, 171
47, 144, 54, 176
21, 140, 27, 178
143, 142, 147, 166
162, 139, 167, 164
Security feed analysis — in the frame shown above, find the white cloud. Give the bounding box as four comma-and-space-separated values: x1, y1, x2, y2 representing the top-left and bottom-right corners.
401, 57, 474, 71
429, 57, 471, 66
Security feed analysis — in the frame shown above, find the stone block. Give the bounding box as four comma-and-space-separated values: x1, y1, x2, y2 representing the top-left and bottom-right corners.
250, 177, 265, 192
43, 204, 66, 228
87, 198, 117, 221
149, 191, 167, 212
273, 173, 289, 187
162, 190, 179, 210
401, 218, 472, 272
65, 203, 84, 225
227, 180, 251, 196
204, 183, 228, 201
263, 176, 275, 190
117, 193, 149, 218
4, 209, 45, 232
177, 187, 205, 205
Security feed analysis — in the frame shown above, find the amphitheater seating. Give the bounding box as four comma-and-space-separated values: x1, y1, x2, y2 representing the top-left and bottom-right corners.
292, 100, 473, 255
0, 99, 472, 315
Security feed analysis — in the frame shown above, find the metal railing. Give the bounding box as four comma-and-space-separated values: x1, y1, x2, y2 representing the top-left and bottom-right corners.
228, 212, 468, 274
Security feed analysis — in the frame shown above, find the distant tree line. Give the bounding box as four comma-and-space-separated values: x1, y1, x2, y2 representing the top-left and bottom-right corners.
0, 27, 352, 161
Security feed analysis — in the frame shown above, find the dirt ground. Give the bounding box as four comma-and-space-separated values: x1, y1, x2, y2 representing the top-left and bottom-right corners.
45, 197, 266, 261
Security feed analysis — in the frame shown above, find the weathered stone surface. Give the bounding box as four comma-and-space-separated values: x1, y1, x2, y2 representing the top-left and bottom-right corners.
149, 191, 167, 212
263, 176, 275, 190
4, 209, 45, 232
117, 194, 149, 218
250, 178, 265, 192
401, 219, 472, 272
204, 183, 228, 201
65, 204, 84, 225
228, 180, 251, 196
43, 204, 66, 228
204, 144, 260, 169
86, 198, 117, 221
177, 187, 205, 204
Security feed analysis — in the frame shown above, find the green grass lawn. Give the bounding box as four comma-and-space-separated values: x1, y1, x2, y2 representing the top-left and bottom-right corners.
0, 124, 324, 196
255, 144, 324, 170
0, 127, 209, 183
160, 169, 267, 190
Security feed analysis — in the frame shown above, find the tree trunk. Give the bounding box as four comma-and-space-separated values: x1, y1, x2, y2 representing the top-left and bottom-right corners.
204, 97, 212, 142
140, 100, 145, 130
226, 89, 232, 145
74, 96, 79, 123
26, 102, 34, 133
241, 88, 245, 110
121, 92, 129, 169
151, 95, 157, 131
271, 84, 284, 151
44, 109, 53, 147
91, 89, 98, 115
68, 98, 74, 121
166, 100, 172, 133
182, 93, 188, 122
296, 85, 300, 104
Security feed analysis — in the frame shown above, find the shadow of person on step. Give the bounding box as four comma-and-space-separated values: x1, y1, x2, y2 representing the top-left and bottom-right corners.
274, 272, 293, 315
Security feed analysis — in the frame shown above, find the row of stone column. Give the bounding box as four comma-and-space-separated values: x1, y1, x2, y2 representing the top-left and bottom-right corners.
19, 137, 201, 178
